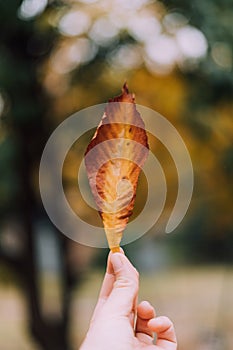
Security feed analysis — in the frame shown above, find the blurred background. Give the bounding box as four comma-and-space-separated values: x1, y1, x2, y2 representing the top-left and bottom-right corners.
0, 0, 232, 349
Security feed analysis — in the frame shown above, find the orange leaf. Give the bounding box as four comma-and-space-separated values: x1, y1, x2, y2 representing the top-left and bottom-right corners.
85, 84, 149, 251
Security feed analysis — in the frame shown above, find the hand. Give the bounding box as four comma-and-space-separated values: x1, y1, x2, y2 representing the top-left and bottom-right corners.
80, 251, 177, 350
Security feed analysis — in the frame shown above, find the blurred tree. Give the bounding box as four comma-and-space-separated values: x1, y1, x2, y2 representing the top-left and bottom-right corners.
0, 1, 81, 349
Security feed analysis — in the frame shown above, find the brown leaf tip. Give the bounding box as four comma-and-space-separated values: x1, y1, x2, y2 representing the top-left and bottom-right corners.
109, 83, 135, 104
122, 82, 129, 94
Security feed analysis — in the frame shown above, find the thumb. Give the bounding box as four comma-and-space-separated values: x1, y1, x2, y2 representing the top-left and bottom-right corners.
104, 253, 139, 316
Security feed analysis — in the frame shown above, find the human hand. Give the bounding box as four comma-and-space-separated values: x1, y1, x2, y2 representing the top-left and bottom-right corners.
80, 251, 177, 350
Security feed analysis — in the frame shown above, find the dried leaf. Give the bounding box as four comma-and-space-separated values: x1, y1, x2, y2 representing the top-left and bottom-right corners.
85, 84, 149, 251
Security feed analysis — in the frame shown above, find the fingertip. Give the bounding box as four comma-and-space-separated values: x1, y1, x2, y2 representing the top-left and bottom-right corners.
148, 316, 173, 331
137, 301, 156, 319
148, 317, 162, 329
120, 247, 125, 254
109, 247, 125, 256
107, 250, 126, 274
148, 316, 177, 345
138, 300, 153, 310
111, 252, 124, 272
108, 252, 139, 284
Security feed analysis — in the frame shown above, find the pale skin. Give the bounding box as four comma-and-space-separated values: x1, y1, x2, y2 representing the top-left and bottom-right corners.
80, 250, 177, 350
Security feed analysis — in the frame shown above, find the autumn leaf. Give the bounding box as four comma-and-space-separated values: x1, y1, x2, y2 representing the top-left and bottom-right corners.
85, 83, 149, 251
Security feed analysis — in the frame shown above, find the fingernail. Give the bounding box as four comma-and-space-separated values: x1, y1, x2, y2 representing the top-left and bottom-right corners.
111, 253, 123, 271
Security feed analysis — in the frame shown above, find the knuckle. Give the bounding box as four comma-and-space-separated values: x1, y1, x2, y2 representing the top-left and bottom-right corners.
114, 276, 136, 290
